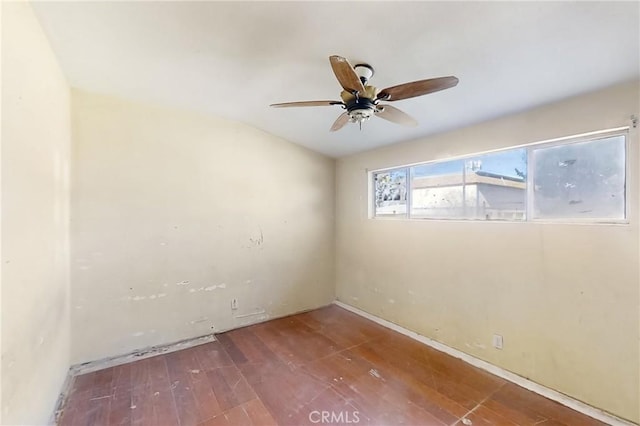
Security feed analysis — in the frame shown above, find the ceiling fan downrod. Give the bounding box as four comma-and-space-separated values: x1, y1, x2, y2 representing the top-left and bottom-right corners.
354, 63, 375, 85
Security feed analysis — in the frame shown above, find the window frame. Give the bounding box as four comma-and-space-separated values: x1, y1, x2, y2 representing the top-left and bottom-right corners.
370, 127, 630, 224
370, 166, 409, 219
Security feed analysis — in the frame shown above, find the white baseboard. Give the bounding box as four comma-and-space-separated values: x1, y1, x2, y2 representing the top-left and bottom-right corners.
333, 300, 637, 426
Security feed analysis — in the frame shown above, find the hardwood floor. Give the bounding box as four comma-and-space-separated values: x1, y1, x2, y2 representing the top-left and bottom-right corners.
58, 305, 606, 425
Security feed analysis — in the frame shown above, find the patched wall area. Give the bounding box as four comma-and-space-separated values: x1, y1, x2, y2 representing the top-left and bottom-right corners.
70, 90, 335, 364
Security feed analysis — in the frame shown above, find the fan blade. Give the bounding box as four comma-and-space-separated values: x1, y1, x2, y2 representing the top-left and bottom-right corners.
377, 76, 458, 102
330, 112, 350, 132
329, 55, 365, 94
270, 100, 342, 108
375, 105, 418, 127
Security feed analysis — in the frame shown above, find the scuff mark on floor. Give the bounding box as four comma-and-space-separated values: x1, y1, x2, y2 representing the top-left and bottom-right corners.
89, 395, 111, 401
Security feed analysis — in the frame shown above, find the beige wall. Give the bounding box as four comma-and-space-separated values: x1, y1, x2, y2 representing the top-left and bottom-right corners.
1, 1, 71, 424
336, 80, 640, 422
70, 90, 335, 364
2, 3, 637, 422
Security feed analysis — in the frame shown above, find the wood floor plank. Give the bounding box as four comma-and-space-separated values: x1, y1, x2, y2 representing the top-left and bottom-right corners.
206, 366, 255, 412
296, 305, 385, 348
164, 347, 221, 423
220, 326, 283, 366
129, 358, 151, 390
194, 342, 235, 371
300, 349, 375, 387
58, 306, 610, 426
221, 404, 252, 426
190, 370, 223, 421
197, 413, 230, 426
242, 398, 278, 426
106, 363, 133, 426
245, 367, 330, 424
486, 382, 606, 425
108, 388, 132, 426
58, 387, 93, 426
460, 404, 522, 426
166, 351, 204, 426
153, 387, 181, 426
215, 332, 249, 365
251, 317, 342, 366
146, 354, 170, 388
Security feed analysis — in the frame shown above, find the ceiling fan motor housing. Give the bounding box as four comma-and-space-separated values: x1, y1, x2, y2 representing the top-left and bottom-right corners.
340, 86, 379, 122
346, 98, 376, 122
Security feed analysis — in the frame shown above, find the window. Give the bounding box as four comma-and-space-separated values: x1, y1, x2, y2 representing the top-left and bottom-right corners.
371, 130, 627, 223
531, 135, 626, 220
373, 168, 407, 217
410, 149, 526, 220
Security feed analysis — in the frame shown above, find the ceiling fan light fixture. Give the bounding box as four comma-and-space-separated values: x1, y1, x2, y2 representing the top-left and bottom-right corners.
348, 108, 374, 130
348, 108, 374, 122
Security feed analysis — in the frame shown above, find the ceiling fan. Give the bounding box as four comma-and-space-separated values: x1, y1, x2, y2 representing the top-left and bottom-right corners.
270, 55, 459, 131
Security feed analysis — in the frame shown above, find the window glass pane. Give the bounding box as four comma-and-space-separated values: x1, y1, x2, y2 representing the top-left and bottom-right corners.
410, 149, 527, 220
532, 135, 625, 220
374, 169, 407, 217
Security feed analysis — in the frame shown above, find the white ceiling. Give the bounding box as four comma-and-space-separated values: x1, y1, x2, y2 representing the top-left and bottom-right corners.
32, 1, 639, 158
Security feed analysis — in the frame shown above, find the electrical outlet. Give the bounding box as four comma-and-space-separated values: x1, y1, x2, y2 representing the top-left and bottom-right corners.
492, 334, 503, 350
231, 298, 238, 310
